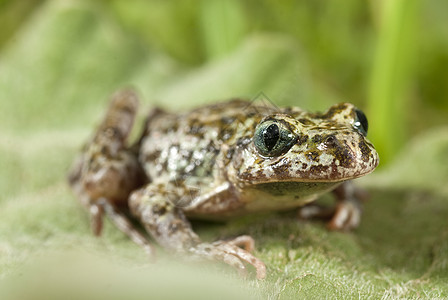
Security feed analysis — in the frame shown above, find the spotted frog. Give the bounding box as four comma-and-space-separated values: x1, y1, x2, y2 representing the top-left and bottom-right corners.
68, 90, 379, 279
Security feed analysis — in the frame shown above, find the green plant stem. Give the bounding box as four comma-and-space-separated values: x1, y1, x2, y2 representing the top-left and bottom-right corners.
368, 0, 420, 165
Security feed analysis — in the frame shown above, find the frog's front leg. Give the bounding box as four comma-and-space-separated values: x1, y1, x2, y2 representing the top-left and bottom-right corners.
129, 184, 266, 279
68, 89, 155, 256
299, 181, 367, 231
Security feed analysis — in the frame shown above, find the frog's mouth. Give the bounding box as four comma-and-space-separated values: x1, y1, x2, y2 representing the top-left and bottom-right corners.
243, 166, 377, 185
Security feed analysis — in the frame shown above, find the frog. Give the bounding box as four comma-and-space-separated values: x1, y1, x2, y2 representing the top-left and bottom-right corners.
68, 89, 379, 279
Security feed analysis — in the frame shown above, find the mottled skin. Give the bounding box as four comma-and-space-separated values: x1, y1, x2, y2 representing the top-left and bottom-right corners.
68, 90, 379, 279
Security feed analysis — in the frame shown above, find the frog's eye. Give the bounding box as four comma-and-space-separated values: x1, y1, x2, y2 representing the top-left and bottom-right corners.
353, 109, 368, 136
254, 120, 296, 157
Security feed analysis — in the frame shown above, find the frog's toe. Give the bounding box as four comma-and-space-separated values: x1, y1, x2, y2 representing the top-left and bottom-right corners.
190, 243, 248, 276
225, 235, 255, 252
190, 240, 266, 279
327, 200, 362, 231
214, 241, 266, 279
217, 248, 249, 278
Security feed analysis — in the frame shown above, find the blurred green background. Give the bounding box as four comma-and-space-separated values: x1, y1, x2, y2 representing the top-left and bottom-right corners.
1, 0, 448, 299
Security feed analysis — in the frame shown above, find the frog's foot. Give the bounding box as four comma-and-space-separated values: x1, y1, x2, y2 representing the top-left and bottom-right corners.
326, 198, 362, 231
298, 181, 367, 231
129, 186, 266, 279
190, 237, 266, 279
328, 181, 368, 231
298, 200, 362, 231
69, 180, 156, 257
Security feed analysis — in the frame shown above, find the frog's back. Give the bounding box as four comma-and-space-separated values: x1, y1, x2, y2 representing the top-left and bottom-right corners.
138, 100, 261, 188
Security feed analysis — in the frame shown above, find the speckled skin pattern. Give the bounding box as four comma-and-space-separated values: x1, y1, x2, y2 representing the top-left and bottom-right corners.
68, 90, 379, 279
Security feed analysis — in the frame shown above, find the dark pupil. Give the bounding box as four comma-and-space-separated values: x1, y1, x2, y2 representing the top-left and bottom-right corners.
263, 124, 279, 151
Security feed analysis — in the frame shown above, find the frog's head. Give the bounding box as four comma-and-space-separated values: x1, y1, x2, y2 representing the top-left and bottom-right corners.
234, 103, 379, 185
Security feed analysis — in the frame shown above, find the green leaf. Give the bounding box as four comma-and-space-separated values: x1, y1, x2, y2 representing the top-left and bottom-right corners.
1, 1, 447, 299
